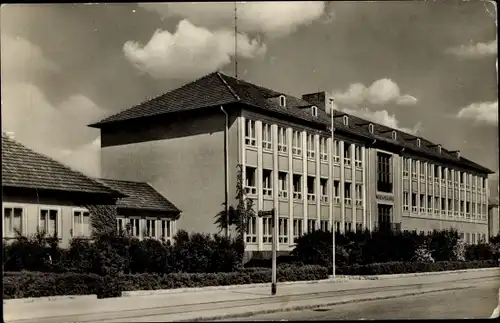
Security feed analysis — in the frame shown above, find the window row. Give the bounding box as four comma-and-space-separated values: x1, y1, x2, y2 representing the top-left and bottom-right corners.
402, 192, 487, 218
245, 120, 362, 167
116, 217, 174, 241
244, 167, 363, 206
402, 158, 487, 191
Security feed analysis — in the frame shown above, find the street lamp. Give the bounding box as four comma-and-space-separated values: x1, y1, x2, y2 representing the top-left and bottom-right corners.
258, 208, 276, 295
328, 97, 336, 279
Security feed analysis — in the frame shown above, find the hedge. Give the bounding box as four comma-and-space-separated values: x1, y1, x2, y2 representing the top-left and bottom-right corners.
3, 265, 328, 299
335, 260, 497, 276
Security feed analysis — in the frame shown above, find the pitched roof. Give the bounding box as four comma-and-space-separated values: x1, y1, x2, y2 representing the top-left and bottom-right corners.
88, 72, 494, 174
1, 134, 123, 197
98, 179, 181, 213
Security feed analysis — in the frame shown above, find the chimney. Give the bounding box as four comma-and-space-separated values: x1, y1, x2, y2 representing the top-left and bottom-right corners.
302, 91, 334, 114
450, 150, 460, 159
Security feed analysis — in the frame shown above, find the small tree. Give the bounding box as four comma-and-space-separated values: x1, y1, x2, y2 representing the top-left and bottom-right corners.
215, 164, 256, 244
83, 204, 119, 238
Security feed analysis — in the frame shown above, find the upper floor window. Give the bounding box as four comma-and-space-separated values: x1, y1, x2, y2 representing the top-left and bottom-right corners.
471, 175, 476, 190
434, 165, 440, 181
344, 182, 352, 205
262, 169, 273, 197
319, 137, 328, 162
403, 192, 409, 211
466, 174, 472, 190
343, 115, 349, 126
293, 174, 302, 200
344, 143, 352, 167
307, 176, 316, 202
277, 126, 287, 153
311, 106, 318, 117
332, 140, 340, 164
427, 163, 433, 180
333, 180, 340, 204
262, 123, 272, 150
391, 131, 397, 140
278, 172, 288, 199
377, 152, 392, 193
411, 159, 417, 180
306, 133, 315, 159
420, 162, 425, 181
355, 184, 363, 207
245, 119, 256, 146
354, 145, 362, 168
292, 130, 302, 157
279, 95, 286, 107
245, 166, 257, 195
320, 178, 328, 203
3, 206, 23, 237
368, 123, 374, 133
246, 217, 257, 243
403, 158, 409, 178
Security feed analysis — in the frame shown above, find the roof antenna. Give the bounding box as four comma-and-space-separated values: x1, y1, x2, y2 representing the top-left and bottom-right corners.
234, 1, 238, 79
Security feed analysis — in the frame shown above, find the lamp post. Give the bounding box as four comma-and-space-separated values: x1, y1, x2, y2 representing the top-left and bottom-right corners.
258, 209, 276, 295
328, 98, 336, 279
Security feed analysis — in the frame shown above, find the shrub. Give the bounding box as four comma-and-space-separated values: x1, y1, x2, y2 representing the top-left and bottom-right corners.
452, 238, 467, 261
336, 260, 497, 276
465, 243, 497, 261
3, 265, 328, 299
412, 246, 435, 263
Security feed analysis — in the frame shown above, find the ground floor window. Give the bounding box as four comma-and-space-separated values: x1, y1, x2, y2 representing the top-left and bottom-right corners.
320, 220, 329, 232
39, 209, 59, 237
73, 210, 91, 237
278, 218, 288, 243
246, 217, 257, 243
307, 219, 316, 233
115, 217, 175, 242
293, 219, 303, 242
3, 206, 23, 237
377, 204, 392, 231
262, 217, 273, 244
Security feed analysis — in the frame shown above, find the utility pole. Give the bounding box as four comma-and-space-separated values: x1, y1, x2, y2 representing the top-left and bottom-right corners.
258, 208, 276, 295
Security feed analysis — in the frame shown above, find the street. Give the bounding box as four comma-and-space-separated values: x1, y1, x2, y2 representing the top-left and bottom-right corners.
227, 279, 500, 320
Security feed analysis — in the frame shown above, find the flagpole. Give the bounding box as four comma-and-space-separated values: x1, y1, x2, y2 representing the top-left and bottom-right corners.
329, 97, 336, 279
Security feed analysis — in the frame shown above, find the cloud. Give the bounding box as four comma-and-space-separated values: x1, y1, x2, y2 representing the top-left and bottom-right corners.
340, 106, 423, 135
456, 101, 498, 125
123, 20, 266, 80
333, 79, 418, 106
139, 2, 326, 38
445, 40, 497, 59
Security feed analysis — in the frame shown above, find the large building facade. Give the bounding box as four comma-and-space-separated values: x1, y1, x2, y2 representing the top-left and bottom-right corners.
91, 72, 494, 253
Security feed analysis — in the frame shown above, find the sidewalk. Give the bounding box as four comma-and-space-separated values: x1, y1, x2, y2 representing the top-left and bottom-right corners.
4, 267, 499, 323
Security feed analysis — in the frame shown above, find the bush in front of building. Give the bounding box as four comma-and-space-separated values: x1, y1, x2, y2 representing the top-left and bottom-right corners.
335, 259, 497, 276
465, 243, 498, 261
451, 238, 467, 261
3, 265, 328, 299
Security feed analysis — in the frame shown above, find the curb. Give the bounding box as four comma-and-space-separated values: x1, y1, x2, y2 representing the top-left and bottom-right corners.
336, 266, 499, 280
3, 294, 97, 305
122, 278, 350, 297
179, 286, 470, 322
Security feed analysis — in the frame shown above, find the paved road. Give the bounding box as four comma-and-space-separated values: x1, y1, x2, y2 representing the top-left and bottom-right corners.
227, 279, 500, 320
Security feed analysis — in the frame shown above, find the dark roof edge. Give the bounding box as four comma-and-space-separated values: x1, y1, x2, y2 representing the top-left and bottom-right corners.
1, 184, 126, 199
216, 72, 241, 101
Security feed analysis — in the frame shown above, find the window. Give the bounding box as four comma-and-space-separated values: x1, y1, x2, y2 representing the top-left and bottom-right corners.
427, 195, 432, 214
466, 201, 470, 218
391, 131, 397, 140
293, 174, 302, 200
293, 219, 303, 242
263, 169, 273, 197
279, 95, 286, 107
144, 219, 156, 238
465, 233, 470, 243
471, 175, 476, 191
292, 130, 302, 157
127, 218, 140, 237
307, 176, 316, 202
466, 174, 471, 190
344, 143, 351, 166
245, 119, 256, 146
378, 205, 392, 231
160, 219, 173, 241
441, 198, 446, 214
278, 172, 288, 199
411, 193, 417, 213
39, 209, 59, 237
448, 199, 453, 216
345, 222, 352, 232
343, 115, 349, 126
306, 133, 315, 159
420, 162, 425, 181
312, 105, 318, 117
308, 219, 317, 233
117, 218, 125, 233
428, 163, 433, 181
471, 233, 476, 244
355, 184, 363, 207
471, 203, 476, 219
344, 182, 352, 205
368, 123, 374, 133
403, 192, 409, 211
446, 168, 451, 186
454, 171, 459, 188
354, 145, 362, 168
262, 123, 272, 150
3, 207, 23, 237
279, 218, 288, 243
411, 160, 417, 180
420, 194, 425, 213
460, 201, 464, 217
277, 127, 287, 153
262, 216, 273, 243
245, 167, 257, 195
403, 158, 409, 178
319, 137, 328, 162
356, 223, 363, 232
320, 220, 329, 232
335, 221, 341, 232
320, 178, 328, 203
434, 165, 440, 183
454, 200, 459, 216
73, 210, 91, 237
434, 197, 439, 214
377, 152, 392, 193
332, 140, 340, 163
333, 180, 340, 204
416, 138, 421, 147
246, 217, 257, 243
460, 172, 465, 188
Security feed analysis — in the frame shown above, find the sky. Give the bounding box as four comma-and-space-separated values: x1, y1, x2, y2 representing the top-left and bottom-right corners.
1, 2, 498, 194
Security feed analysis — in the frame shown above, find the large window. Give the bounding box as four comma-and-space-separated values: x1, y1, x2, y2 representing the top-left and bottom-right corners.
377, 152, 392, 193
159, 219, 173, 242
355, 184, 363, 207
144, 219, 156, 238
246, 217, 257, 243
320, 178, 328, 203
427, 195, 433, 214
279, 218, 288, 243
73, 210, 91, 237
319, 137, 328, 162
378, 204, 392, 231
262, 217, 273, 243
245, 167, 257, 195
128, 218, 141, 237
292, 130, 302, 157
293, 174, 302, 200
307, 219, 317, 233
403, 192, 409, 212
411, 159, 417, 180
333, 180, 340, 204
39, 209, 59, 237
419, 194, 425, 213
344, 143, 351, 166
293, 219, 303, 242
403, 158, 409, 178
307, 176, 316, 202
320, 220, 329, 232
3, 206, 23, 237
434, 197, 439, 214
262, 169, 273, 197
411, 193, 417, 213
420, 162, 426, 181
332, 140, 340, 164
306, 133, 315, 159
344, 182, 352, 205
354, 145, 362, 168
278, 172, 288, 199
262, 123, 272, 150
245, 119, 256, 146
278, 126, 287, 153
